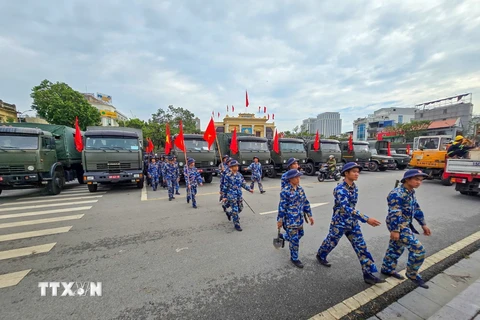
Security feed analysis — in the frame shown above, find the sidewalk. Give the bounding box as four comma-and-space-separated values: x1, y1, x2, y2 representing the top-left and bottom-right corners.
369, 249, 480, 320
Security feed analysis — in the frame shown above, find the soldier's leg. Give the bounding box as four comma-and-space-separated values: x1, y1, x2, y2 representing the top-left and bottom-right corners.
231, 201, 241, 228
317, 221, 345, 260
345, 224, 378, 274
192, 186, 197, 207
404, 234, 426, 280
175, 180, 180, 194
285, 228, 299, 261
167, 179, 174, 199
381, 240, 406, 275
258, 179, 264, 192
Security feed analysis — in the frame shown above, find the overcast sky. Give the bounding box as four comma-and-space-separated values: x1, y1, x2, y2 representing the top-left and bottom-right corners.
1, 0, 479, 132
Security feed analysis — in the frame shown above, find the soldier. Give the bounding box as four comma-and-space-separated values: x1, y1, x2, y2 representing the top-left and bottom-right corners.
219, 155, 230, 202
277, 169, 314, 268
327, 155, 337, 174
158, 155, 165, 188
144, 155, 151, 186
147, 157, 160, 191
221, 160, 253, 231
281, 158, 300, 189
246, 156, 265, 194
220, 157, 233, 212
184, 158, 204, 209
316, 162, 386, 285
381, 169, 431, 289
163, 156, 178, 201
173, 156, 181, 195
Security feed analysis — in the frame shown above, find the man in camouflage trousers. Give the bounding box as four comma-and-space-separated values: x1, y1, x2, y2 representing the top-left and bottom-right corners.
184, 158, 204, 209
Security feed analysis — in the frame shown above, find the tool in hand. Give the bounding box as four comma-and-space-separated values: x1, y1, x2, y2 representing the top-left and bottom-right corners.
273, 228, 284, 249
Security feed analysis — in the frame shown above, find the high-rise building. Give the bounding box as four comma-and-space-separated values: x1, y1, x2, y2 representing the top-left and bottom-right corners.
300, 112, 342, 137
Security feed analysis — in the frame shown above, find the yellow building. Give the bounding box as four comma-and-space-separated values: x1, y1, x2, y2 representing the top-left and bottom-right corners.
215, 113, 276, 139
0, 99, 18, 123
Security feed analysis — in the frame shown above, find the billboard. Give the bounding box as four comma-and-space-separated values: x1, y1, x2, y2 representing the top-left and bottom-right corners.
99, 110, 117, 119
96, 93, 112, 104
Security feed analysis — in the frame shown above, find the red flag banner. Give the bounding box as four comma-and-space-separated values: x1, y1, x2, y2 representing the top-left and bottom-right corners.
267, 114, 270, 120
272, 114, 275, 120
258, 106, 261, 113
348, 134, 353, 152
273, 129, 280, 153
313, 130, 320, 151
218, 112, 220, 118
148, 138, 154, 153
74, 117, 84, 152
174, 120, 186, 152
203, 117, 216, 150
232, 105, 235, 112
230, 127, 238, 154
264, 106, 267, 113
165, 123, 172, 154
145, 138, 150, 153
406, 144, 411, 154
246, 90, 249, 107
212, 111, 214, 117
387, 142, 392, 156
227, 105, 229, 112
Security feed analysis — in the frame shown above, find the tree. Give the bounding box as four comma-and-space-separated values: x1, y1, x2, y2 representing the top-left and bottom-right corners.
151, 105, 200, 134
118, 118, 146, 129
31, 79, 101, 130
383, 120, 431, 141
6, 117, 15, 123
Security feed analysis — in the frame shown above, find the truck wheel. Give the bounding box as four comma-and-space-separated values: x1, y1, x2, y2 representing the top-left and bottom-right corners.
441, 176, 453, 186
379, 167, 387, 172
369, 162, 378, 172
88, 184, 98, 192
204, 173, 213, 184
137, 178, 144, 189
47, 170, 62, 195
77, 168, 85, 184
304, 163, 315, 176
266, 167, 276, 178
397, 165, 407, 170
0, 189, 2, 195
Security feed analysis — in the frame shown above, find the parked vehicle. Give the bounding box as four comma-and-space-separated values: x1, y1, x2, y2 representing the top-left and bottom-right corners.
373, 140, 410, 170
317, 164, 342, 182
444, 150, 480, 196
268, 138, 307, 178
304, 139, 341, 176
368, 141, 396, 171
340, 141, 376, 171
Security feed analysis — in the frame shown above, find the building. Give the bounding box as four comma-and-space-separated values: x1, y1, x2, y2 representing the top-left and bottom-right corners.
215, 113, 276, 139
300, 112, 342, 137
0, 99, 18, 123
300, 118, 316, 134
194, 117, 201, 131
18, 116, 49, 124
82, 93, 128, 126
425, 118, 462, 137
414, 93, 473, 134
353, 107, 416, 141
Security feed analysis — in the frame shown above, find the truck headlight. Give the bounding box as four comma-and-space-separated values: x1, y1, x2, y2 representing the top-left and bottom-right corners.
27, 165, 35, 171
265, 160, 269, 164
179, 162, 184, 166
87, 176, 94, 180
302, 159, 305, 163
356, 158, 358, 161
133, 174, 140, 178
242, 160, 246, 164
283, 160, 287, 163
209, 161, 214, 165
382, 160, 388, 163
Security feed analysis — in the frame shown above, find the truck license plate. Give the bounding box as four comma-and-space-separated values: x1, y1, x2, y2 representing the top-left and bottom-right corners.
109, 175, 120, 179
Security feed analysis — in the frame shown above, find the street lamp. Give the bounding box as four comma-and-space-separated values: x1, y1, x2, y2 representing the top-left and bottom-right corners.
17, 109, 34, 122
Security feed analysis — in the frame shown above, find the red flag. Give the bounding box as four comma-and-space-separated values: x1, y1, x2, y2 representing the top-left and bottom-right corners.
227, 105, 229, 112
348, 134, 353, 152
218, 112, 220, 118
258, 106, 261, 113
246, 90, 249, 107
174, 120, 186, 152
267, 114, 270, 120
74, 117, 83, 152
264, 106, 267, 113
145, 138, 150, 153
148, 138, 154, 153
203, 117, 216, 150
165, 123, 172, 154
230, 127, 238, 154
273, 129, 280, 153
387, 142, 392, 156
232, 105, 235, 112
406, 144, 411, 154
272, 114, 275, 120
313, 130, 320, 151
212, 111, 214, 117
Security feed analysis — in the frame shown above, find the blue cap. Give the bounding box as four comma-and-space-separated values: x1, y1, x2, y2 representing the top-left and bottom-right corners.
284, 169, 303, 180
341, 162, 362, 175
401, 169, 428, 183
167, 156, 174, 161
286, 158, 298, 167
187, 158, 195, 165
253, 156, 259, 160
222, 155, 229, 160
229, 160, 239, 166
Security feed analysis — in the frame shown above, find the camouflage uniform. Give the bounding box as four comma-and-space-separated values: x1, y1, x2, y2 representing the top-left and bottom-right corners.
163, 160, 178, 200
277, 184, 312, 262
381, 186, 426, 281
148, 161, 161, 191
221, 170, 251, 230
174, 160, 181, 195
185, 163, 203, 208
317, 181, 378, 274
248, 161, 264, 192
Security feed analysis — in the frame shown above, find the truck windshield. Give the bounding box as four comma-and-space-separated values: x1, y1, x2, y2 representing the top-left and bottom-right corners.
0, 135, 38, 150
320, 142, 340, 152
353, 144, 369, 152
85, 137, 139, 150
280, 142, 304, 152
183, 139, 209, 151
239, 141, 269, 151
370, 148, 378, 155
418, 137, 439, 150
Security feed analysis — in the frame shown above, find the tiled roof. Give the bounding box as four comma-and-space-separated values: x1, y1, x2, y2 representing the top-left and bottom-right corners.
428, 118, 459, 129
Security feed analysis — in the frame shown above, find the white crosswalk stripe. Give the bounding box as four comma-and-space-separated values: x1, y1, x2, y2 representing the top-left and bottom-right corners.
0, 185, 105, 288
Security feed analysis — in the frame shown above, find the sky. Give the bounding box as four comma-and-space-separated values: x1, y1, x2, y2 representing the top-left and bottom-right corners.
0, 0, 479, 132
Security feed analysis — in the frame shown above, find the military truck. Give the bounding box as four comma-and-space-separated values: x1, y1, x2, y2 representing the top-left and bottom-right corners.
82, 128, 144, 192
373, 140, 410, 170
367, 141, 396, 171
340, 141, 374, 170
171, 134, 217, 183
267, 138, 307, 178
216, 132, 273, 175
303, 139, 341, 176
0, 123, 84, 195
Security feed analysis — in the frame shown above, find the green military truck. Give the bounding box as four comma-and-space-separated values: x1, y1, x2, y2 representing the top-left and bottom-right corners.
340, 140, 374, 170
82, 127, 144, 192
216, 132, 273, 176
171, 134, 217, 183
267, 138, 307, 178
0, 123, 84, 195
304, 139, 341, 176
367, 141, 396, 171
373, 140, 410, 170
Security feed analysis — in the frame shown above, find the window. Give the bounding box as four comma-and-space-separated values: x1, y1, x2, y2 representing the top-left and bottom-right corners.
398, 115, 403, 124
320, 142, 340, 152
443, 109, 447, 114
279, 142, 304, 152
420, 113, 423, 118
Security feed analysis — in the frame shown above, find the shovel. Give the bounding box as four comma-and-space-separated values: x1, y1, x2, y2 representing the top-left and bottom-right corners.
273, 228, 284, 249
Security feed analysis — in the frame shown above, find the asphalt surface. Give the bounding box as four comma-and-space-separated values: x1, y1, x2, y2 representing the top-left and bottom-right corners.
1, 170, 479, 320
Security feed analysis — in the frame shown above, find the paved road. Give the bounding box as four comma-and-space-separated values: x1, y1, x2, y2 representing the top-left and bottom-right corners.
1, 170, 479, 320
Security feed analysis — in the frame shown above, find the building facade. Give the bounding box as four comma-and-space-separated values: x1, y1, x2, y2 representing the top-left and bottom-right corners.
215, 113, 276, 139
195, 117, 201, 131
300, 112, 342, 137
0, 100, 18, 123
300, 118, 316, 134
82, 93, 128, 127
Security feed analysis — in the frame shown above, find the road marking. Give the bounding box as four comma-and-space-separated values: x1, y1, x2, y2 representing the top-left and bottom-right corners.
4, 196, 103, 206
0, 214, 84, 229
60, 189, 90, 194
0, 200, 98, 212
309, 230, 480, 320
0, 206, 91, 220
259, 203, 329, 215
0, 226, 72, 242
0, 270, 31, 289
141, 185, 147, 201
0, 243, 56, 261
18, 192, 106, 200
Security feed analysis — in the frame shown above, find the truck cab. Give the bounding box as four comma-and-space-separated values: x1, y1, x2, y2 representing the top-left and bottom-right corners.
445, 150, 480, 196
373, 140, 410, 170
304, 139, 341, 176
340, 141, 374, 171
368, 142, 396, 171
268, 138, 307, 178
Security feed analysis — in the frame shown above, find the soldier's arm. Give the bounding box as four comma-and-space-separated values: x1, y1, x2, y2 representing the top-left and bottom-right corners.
335, 188, 369, 223
387, 191, 404, 232
241, 176, 251, 191
302, 190, 313, 217
221, 176, 229, 195
277, 189, 288, 222
413, 201, 426, 226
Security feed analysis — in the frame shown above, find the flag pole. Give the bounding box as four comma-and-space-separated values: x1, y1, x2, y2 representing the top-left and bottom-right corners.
215, 134, 224, 171
182, 147, 192, 200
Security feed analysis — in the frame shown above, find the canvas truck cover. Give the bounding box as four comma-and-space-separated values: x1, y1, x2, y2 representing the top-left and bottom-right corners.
87, 126, 143, 149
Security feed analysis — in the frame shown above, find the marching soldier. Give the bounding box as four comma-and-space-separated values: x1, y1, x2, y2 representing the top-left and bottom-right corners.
221, 160, 253, 231
173, 156, 181, 195
246, 156, 265, 194
281, 158, 300, 189
220, 157, 233, 212
144, 155, 151, 186
316, 162, 386, 285
184, 158, 203, 209
219, 155, 230, 202
163, 156, 178, 201
277, 169, 314, 268
158, 155, 165, 188
381, 169, 431, 289
147, 157, 161, 191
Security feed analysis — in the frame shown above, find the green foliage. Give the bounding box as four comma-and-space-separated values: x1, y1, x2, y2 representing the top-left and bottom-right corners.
31, 80, 101, 130
6, 117, 15, 123
383, 120, 432, 141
